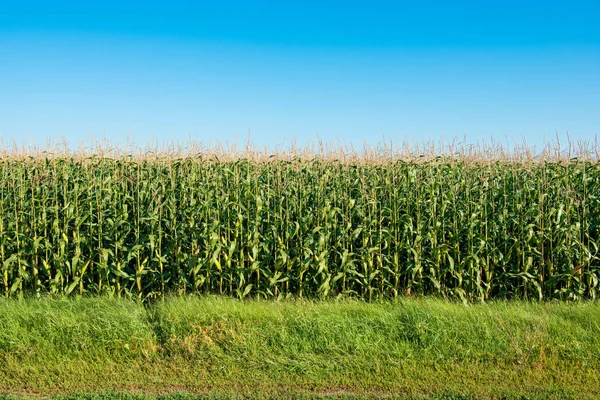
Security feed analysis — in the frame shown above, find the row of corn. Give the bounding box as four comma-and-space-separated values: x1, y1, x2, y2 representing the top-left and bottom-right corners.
0, 155, 598, 300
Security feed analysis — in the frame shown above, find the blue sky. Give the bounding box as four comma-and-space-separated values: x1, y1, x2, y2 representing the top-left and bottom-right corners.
1, 0, 599, 151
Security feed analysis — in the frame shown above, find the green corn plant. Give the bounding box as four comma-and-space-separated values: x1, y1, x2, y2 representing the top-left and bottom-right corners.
0, 143, 598, 301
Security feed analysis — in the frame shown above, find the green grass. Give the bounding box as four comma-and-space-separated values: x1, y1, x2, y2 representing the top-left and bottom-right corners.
1, 296, 599, 399
4, 392, 565, 400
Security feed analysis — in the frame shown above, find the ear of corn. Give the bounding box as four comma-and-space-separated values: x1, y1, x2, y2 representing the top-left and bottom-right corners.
0, 143, 598, 301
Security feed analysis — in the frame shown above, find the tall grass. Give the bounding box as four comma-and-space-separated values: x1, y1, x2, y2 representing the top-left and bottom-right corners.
2, 297, 599, 398
0, 140, 598, 300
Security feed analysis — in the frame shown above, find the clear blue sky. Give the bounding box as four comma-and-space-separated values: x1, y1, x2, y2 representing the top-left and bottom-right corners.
1, 0, 599, 151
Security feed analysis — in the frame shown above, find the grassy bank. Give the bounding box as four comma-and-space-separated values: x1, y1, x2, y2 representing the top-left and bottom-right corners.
0, 296, 599, 398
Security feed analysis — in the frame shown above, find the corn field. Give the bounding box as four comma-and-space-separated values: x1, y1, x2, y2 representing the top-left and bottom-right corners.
1, 144, 599, 301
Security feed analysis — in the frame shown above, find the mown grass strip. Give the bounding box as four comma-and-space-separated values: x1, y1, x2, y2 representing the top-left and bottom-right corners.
0, 388, 586, 400
0, 297, 598, 398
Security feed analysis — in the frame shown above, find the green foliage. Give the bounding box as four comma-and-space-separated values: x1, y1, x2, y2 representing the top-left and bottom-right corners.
0, 296, 152, 357
0, 155, 598, 300
0, 297, 599, 398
